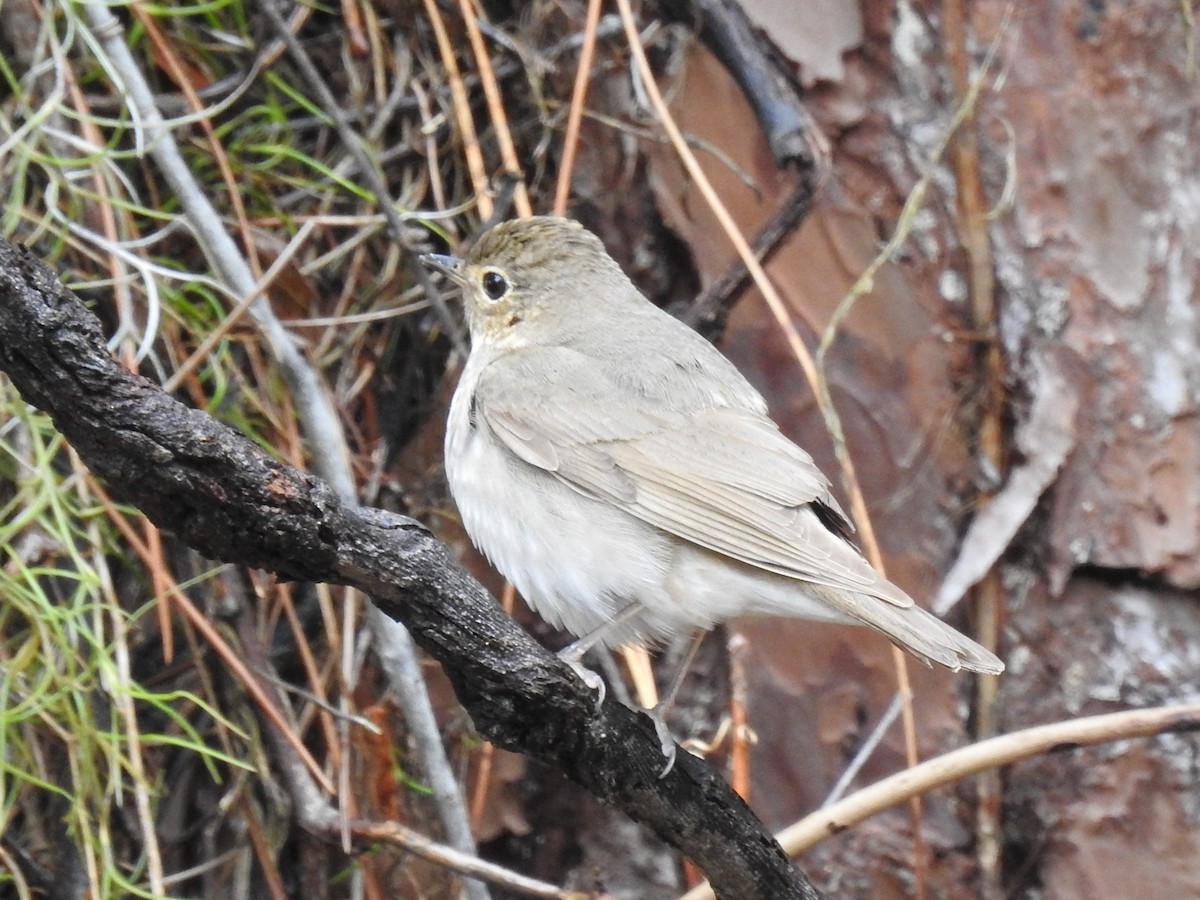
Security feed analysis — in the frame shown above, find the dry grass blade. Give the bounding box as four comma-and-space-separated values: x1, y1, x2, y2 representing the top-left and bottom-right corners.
75, 457, 168, 895
424, 0, 493, 219
89, 476, 337, 795
350, 820, 583, 898
459, 0, 532, 217
553, 0, 604, 215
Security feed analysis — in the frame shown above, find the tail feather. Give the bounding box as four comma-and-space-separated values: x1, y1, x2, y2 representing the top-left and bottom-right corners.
810, 583, 1004, 675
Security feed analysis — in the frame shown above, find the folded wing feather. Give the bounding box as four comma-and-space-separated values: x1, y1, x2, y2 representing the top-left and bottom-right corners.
477, 347, 913, 608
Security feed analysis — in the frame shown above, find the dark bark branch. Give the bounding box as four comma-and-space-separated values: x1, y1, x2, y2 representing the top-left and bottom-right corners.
659, 0, 822, 170
0, 238, 824, 900
653, 0, 823, 339
678, 179, 817, 339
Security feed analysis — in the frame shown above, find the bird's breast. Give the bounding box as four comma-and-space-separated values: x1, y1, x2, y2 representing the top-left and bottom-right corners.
444, 378, 675, 641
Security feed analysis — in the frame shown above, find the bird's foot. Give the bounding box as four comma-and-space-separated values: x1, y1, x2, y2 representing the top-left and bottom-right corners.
647, 705, 678, 779
558, 647, 606, 707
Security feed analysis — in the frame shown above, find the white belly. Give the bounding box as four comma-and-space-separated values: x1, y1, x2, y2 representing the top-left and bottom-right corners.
444, 362, 855, 647
447, 391, 687, 644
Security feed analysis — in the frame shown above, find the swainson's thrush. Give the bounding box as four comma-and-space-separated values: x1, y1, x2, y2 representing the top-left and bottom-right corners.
422, 217, 1003, 682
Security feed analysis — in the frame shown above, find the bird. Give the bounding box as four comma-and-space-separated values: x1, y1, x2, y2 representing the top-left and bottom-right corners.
421, 216, 1004, 698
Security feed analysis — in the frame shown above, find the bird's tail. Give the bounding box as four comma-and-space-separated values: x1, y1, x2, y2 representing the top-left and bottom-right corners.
808, 583, 1004, 674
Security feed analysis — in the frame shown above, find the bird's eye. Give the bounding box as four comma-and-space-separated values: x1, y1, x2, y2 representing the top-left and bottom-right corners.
480, 269, 510, 301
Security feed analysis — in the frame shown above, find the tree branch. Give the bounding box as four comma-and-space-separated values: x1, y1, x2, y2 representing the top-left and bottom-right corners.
0, 237, 824, 900
658, 0, 825, 171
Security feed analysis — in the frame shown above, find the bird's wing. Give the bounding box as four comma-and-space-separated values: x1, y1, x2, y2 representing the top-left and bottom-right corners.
474, 347, 912, 608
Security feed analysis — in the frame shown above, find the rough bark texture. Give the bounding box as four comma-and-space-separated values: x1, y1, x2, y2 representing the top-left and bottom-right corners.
982, 2, 1200, 895
0, 238, 821, 900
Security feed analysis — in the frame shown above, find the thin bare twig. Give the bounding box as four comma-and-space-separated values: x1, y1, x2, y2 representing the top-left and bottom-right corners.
459, 0, 532, 217
352, 820, 584, 899
257, 0, 467, 357
942, 1, 1007, 894
553, 0, 604, 215
678, 179, 817, 337
680, 704, 1200, 900
423, 0, 493, 220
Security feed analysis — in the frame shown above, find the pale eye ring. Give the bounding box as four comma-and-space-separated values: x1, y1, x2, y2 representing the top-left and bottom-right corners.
480, 269, 510, 301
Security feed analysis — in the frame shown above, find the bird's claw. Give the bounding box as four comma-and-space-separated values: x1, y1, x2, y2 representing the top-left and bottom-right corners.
649, 708, 678, 778
560, 652, 606, 707
557, 645, 678, 776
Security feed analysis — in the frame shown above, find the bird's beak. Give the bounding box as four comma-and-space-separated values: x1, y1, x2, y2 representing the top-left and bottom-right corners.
420, 253, 468, 288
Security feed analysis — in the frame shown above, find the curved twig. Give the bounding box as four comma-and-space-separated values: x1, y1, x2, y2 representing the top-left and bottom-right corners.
678, 704, 1200, 900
